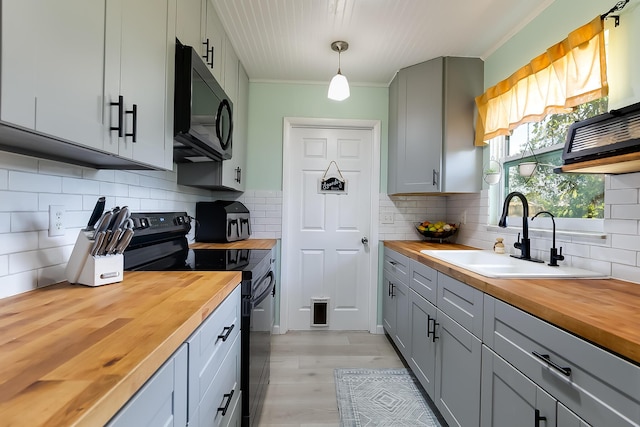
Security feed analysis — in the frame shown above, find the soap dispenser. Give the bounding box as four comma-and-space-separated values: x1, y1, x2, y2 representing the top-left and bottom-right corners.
493, 238, 505, 254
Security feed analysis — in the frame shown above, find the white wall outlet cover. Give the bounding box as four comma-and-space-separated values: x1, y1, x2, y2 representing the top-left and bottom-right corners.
49, 205, 65, 237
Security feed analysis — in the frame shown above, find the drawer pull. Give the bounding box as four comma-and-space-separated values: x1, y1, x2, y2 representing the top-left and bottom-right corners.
535, 409, 547, 427
427, 315, 439, 342
389, 282, 395, 298
532, 351, 572, 377
217, 324, 235, 342
217, 389, 235, 416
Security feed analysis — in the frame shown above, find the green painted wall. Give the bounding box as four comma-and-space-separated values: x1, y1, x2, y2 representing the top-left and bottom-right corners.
245, 82, 389, 191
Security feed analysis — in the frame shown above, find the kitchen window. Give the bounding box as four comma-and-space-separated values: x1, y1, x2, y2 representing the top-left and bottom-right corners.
490, 97, 608, 232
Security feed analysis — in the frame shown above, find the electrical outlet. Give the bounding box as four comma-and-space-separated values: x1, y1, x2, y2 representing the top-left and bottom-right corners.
49, 205, 65, 237
460, 210, 467, 225
381, 213, 394, 224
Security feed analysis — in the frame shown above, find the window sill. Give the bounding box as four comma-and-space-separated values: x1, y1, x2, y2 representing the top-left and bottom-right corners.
485, 225, 606, 240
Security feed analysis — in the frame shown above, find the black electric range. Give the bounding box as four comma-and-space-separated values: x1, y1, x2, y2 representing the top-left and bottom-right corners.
123, 212, 274, 427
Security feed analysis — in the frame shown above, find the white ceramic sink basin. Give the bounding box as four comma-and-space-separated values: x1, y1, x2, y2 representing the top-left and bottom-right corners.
420, 250, 607, 279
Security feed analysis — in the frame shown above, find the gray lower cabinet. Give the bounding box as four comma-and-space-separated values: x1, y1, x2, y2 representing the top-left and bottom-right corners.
408, 288, 437, 396
481, 345, 556, 427
394, 249, 483, 427
106, 344, 188, 427
107, 285, 242, 427
484, 294, 640, 427
383, 248, 411, 358
188, 286, 242, 427
435, 308, 482, 427
385, 246, 640, 427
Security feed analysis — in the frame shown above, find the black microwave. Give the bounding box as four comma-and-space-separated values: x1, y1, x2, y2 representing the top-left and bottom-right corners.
174, 40, 233, 162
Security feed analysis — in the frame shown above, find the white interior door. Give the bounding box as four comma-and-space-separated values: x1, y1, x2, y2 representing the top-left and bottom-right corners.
282, 119, 379, 332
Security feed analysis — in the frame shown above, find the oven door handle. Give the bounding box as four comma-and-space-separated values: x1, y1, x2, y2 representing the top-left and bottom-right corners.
252, 271, 275, 307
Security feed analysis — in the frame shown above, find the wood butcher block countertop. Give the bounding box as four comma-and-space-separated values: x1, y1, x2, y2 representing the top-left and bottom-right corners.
0, 270, 242, 427
190, 238, 277, 250
384, 240, 640, 365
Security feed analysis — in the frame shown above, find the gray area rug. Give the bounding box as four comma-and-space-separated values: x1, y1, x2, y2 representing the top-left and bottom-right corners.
334, 368, 442, 427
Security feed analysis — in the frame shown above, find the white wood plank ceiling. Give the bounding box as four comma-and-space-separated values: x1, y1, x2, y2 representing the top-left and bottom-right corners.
212, 0, 555, 86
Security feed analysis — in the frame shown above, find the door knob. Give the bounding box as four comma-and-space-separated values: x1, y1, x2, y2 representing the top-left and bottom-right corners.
361, 237, 369, 245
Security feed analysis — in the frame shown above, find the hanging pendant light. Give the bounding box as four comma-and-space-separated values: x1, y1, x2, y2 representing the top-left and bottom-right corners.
328, 41, 350, 101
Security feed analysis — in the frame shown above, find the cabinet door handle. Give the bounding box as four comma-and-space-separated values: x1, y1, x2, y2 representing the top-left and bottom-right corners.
110, 95, 124, 137
202, 39, 214, 68
217, 324, 235, 342
125, 104, 137, 142
432, 169, 439, 187
532, 351, 572, 377
217, 389, 234, 416
235, 167, 241, 183
534, 409, 547, 427
427, 315, 439, 342
388, 282, 395, 297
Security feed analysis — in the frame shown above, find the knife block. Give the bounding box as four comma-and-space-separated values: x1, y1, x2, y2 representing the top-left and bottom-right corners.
65, 230, 124, 287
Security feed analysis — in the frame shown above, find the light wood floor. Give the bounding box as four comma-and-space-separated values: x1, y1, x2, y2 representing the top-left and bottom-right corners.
257, 331, 405, 426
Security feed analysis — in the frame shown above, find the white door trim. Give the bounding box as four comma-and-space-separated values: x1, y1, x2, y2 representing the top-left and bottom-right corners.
281, 117, 381, 334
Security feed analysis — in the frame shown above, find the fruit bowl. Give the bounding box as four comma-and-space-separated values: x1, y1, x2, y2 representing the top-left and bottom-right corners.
415, 221, 459, 240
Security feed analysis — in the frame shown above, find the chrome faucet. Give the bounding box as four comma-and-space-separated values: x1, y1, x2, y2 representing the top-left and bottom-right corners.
498, 192, 542, 263
532, 211, 565, 266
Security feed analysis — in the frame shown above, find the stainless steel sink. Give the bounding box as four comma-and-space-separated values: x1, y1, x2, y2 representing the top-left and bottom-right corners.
420, 250, 607, 279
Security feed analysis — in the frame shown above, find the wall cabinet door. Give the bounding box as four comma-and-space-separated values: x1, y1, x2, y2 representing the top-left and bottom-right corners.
1, 0, 106, 151
387, 57, 483, 194
219, 61, 247, 191
202, 0, 226, 84
409, 288, 437, 396
481, 346, 556, 427
104, 0, 175, 170
435, 309, 482, 427
176, 0, 204, 50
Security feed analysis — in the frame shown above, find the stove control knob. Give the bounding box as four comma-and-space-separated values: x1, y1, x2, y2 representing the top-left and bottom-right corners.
137, 217, 149, 229
175, 216, 184, 225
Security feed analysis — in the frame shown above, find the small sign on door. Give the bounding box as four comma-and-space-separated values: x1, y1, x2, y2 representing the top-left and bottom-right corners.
319, 161, 348, 194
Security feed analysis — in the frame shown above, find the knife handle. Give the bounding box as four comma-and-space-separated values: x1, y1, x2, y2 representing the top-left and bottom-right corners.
90, 232, 106, 257
86, 197, 106, 231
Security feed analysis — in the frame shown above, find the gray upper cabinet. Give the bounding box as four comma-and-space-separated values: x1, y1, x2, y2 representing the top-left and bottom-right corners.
104, 0, 176, 170
388, 57, 483, 194
0, 0, 176, 170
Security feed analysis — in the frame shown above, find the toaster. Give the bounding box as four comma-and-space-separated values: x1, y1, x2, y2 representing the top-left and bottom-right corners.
195, 201, 251, 242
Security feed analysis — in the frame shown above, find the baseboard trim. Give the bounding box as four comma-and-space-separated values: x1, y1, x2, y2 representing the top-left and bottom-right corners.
375, 324, 385, 334
272, 324, 281, 335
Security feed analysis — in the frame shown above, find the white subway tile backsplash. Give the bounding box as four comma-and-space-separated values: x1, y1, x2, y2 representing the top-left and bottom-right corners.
114, 170, 142, 186
611, 204, 640, 219
0, 232, 38, 255
62, 177, 101, 195
0, 170, 7, 189
604, 219, 639, 235
611, 263, 640, 284
609, 172, 640, 189
0, 152, 38, 171
611, 234, 640, 251
9, 171, 62, 193
9, 247, 68, 274
38, 159, 84, 178
38, 193, 83, 211
0, 213, 9, 233
0, 255, 7, 276
0, 271, 38, 299
604, 188, 639, 205
1, 191, 39, 212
